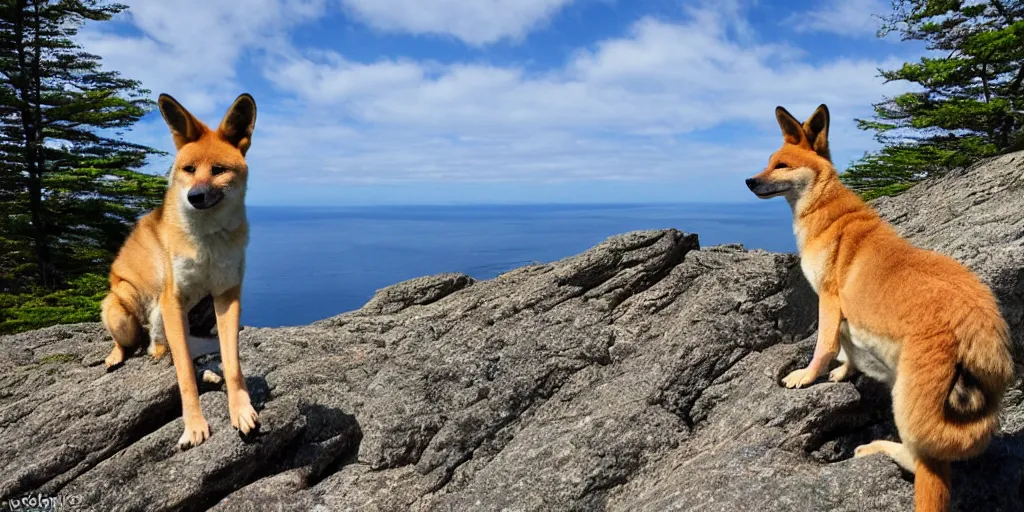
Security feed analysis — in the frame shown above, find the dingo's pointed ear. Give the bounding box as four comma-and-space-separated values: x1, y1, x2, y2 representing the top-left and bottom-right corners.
158, 94, 205, 149
218, 93, 257, 156
776, 106, 807, 147
802, 104, 831, 160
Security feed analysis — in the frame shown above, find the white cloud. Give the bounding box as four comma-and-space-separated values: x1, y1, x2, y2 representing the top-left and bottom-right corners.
789, 0, 887, 37
77, 0, 325, 115
335, 0, 577, 46
77, 0, 912, 203
258, 11, 905, 147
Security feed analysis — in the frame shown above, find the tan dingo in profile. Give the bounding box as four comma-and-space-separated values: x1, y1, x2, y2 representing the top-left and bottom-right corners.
102, 93, 259, 449
746, 104, 1013, 511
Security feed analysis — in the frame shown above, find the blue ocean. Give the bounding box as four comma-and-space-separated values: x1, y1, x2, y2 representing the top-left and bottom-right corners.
241, 203, 796, 327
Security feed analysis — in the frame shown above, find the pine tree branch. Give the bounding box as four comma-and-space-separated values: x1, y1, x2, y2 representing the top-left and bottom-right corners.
1006, 64, 1024, 93
0, 0, 163, 293
991, 0, 1016, 24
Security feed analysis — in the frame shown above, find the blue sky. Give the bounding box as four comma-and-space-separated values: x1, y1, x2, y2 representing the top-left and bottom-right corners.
78, 0, 922, 205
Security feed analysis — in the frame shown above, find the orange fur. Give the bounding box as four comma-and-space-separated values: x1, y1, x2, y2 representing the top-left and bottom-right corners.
102, 93, 260, 449
747, 105, 1014, 511
915, 458, 951, 512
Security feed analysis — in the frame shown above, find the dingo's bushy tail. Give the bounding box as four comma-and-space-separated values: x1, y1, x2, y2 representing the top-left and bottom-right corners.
914, 457, 951, 512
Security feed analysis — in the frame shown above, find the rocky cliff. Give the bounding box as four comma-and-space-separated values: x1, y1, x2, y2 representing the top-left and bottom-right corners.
2, 153, 1024, 512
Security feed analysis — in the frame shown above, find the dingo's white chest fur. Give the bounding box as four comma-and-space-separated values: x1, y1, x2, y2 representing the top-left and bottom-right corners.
800, 254, 825, 294
172, 236, 246, 308
172, 203, 248, 307
794, 222, 828, 294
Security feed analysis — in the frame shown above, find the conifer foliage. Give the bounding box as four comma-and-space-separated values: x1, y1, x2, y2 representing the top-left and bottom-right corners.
0, 0, 164, 332
844, 0, 1024, 199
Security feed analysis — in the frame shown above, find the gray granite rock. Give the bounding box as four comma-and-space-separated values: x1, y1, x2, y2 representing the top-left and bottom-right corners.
2, 153, 1023, 511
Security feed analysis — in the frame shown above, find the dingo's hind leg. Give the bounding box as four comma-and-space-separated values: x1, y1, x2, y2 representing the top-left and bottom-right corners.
854, 440, 916, 473
102, 292, 142, 370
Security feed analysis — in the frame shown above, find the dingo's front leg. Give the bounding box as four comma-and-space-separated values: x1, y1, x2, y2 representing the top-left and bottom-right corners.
215, 286, 259, 436
162, 288, 210, 449
783, 291, 842, 389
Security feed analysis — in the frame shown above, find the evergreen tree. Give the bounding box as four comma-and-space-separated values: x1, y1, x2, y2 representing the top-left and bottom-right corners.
844, 0, 1024, 199
0, 0, 165, 294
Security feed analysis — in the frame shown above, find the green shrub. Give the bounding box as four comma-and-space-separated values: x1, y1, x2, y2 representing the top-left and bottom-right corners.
0, 273, 107, 335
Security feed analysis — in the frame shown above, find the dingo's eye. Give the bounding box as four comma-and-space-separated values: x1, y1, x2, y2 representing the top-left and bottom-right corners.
211, 166, 228, 176
773, 162, 788, 170
182, 165, 196, 174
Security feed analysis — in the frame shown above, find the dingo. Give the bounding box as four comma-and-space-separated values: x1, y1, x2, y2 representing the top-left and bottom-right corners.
746, 104, 1013, 511
102, 93, 259, 449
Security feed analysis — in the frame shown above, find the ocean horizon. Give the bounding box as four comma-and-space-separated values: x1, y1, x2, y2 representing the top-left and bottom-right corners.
241, 202, 797, 327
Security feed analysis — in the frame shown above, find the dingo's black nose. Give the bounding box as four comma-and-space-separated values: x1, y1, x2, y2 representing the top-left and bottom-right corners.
745, 178, 759, 191
187, 188, 208, 207
187, 185, 223, 210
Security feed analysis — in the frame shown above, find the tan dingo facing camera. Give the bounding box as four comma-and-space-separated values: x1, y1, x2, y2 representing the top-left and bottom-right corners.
746, 104, 1013, 511
102, 93, 259, 449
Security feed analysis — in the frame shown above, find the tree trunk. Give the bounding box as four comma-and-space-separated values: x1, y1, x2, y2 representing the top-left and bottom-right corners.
14, 0, 53, 288
29, 0, 49, 284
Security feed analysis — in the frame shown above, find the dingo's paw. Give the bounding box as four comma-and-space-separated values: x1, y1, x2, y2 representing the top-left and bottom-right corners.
782, 367, 818, 389
828, 364, 852, 383
150, 342, 168, 362
104, 345, 125, 371
854, 444, 878, 458
177, 417, 211, 450
230, 398, 260, 436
